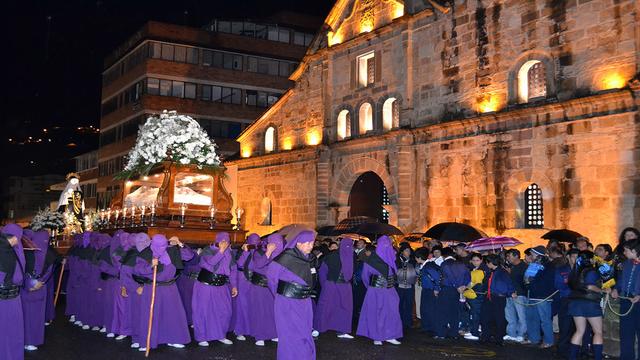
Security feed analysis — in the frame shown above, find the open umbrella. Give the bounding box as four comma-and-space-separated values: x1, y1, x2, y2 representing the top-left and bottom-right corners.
330, 216, 377, 236
422, 222, 486, 243
465, 236, 522, 252
353, 222, 403, 237
316, 226, 335, 237
338, 233, 371, 243
542, 229, 583, 243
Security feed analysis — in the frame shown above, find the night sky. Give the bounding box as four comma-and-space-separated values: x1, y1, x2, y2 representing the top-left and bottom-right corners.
2, 0, 333, 178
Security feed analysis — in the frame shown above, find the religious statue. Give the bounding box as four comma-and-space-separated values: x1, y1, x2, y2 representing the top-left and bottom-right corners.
57, 173, 85, 226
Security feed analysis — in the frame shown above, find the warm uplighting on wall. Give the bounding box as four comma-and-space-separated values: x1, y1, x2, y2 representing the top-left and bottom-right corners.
478, 94, 500, 113
282, 137, 294, 150
602, 72, 626, 90
306, 129, 322, 146
327, 31, 343, 47
241, 146, 252, 158
392, 3, 404, 19
360, 22, 374, 33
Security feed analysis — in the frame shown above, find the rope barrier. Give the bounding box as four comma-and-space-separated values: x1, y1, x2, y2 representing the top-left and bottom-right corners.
512, 291, 559, 307
603, 293, 636, 317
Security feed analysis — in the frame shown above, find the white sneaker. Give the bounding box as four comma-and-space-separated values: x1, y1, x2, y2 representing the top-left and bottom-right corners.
91, 326, 100, 331
130, 343, 140, 349
255, 340, 265, 346
82, 325, 90, 330
115, 335, 126, 341
271, 338, 279, 342
464, 335, 479, 341
138, 347, 147, 352
386, 339, 401, 345
337, 333, 354, 339
24, 345, 38, 351
236, 335, 246, 341
218, 339, 233, 345
503, 335, 515, 341
74, 320, 82, 326
168, 343, 185, 348
373, 341, 383, 345
45, 322, 51, 326
312, 330, 319, 337
515, 336, 524, 343
198, 341, 209, 347
106, 333, 115, 338
69, 315, 76, 322
99, 327, 107, 333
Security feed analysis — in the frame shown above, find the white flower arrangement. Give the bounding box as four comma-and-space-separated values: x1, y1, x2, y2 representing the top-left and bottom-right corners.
116, 110, 222, 179
30, 208, 65, 231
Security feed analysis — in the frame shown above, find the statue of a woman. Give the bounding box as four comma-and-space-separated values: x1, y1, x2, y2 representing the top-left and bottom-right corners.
57, 173, 85, 221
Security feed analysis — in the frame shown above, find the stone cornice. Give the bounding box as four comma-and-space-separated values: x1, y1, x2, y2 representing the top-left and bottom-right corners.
226, 146, 325, 170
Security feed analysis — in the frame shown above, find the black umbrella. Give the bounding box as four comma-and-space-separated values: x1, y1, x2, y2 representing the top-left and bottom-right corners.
330, 216, 377, 236
541, 229, 584, 243
316, 226, 335, 236
353, 222, 404, 237
422, 222, 486, 243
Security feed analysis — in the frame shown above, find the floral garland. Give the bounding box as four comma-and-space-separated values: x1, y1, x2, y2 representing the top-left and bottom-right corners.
30, 208, 65, 231
115, 110, 222, 179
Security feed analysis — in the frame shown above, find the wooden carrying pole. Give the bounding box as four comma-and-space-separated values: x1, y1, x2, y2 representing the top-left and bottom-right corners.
145, 264, 158, 357
53, 259, 66, 307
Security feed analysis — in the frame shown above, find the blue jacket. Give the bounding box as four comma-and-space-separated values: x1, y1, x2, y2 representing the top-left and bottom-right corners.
616, 260, 640, 296
419, 262, 442, 291
526, 260, 556, 299
554, 264, 571, 298
483, 268, 515, 297
441, 258, 471, 288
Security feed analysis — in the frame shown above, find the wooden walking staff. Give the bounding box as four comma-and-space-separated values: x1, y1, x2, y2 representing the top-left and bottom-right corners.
53, 258, 67, 307
145, 260, 159, 358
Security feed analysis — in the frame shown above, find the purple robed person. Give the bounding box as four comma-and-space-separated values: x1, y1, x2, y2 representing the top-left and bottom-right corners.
192, 232, 238, 346
21, 229, 54, 349
232, 233, 261, 339
99, 231, 126, 338
109, 231, 134, 339
176, 249, 200, 326
1, 224, 26, 360
86, 233, 108, 330
123, 233, 151, 347
66, 232, 91, 327
130, 234, 191, 351
356, 236, 403, 345
314, 236, 354, 337
267, 230, 317, 360
248, 233, 285, 345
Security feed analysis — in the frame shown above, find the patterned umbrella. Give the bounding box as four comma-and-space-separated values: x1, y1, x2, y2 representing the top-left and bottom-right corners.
278, 224, 317, 241
465, 236, 522, 252
330, 216, 378, 236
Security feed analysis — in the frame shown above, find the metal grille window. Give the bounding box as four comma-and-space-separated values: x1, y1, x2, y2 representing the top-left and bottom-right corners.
527, 62, 546, 100
367, 57, 375, 85
382, 185, 390, 222
525, 184, 544, 229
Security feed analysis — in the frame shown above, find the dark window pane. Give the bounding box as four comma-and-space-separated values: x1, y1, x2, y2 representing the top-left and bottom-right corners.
221, 87, 232, 103
218, 21, 230, 33
185, 83, 196, 99
279, 29, 290, 43
246, 90, 257, 106
160, 80, 171, 96
201, 85, 211, 101
247, 57, 258, 72
257, 58, 269, 74
171, 81, 184, 97
213, 52, 223, 67
186, 48, 198, 64
279, 62, 290, 77
150, 42, 162, 58
232, 55, 243, 70
161, 44, 174, 61
147, 78, 159, 95
268, 26, 278, 41
268, 60, 279, 76
293, 32, 305, 45
203, 50, 213, 66
255, 24, 267, 39
243, 22, 255, 37
211, 86, 222, 102
231, 22, 243, 35
267, 94, 279, 106
174, 46, 186, 62
257, 92, 267, 107
231, 88, 241, 104
228, 122, 241, 138
304, 34, 314, 46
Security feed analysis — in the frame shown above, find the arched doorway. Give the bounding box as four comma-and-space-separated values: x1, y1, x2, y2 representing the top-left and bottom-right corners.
348, 171, 389, 223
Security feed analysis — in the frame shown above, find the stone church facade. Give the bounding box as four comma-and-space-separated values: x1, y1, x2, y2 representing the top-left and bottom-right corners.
227, 0, 640, 248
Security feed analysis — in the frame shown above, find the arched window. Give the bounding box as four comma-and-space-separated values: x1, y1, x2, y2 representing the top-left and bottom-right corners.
518, 60, 547, 103
358, 102, 373, 135
265, 126, 276, 153
337, 110, 351, 140
382, 97, 399, 131
524, 183, 544, 229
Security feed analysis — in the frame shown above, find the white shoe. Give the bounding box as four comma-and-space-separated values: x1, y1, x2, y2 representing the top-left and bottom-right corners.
45, 322, 51, 326
138, 347, 147, 352
130, 343, 140, 349
312, 330, 319, 337
198, 341, 209, 347
218, 338, 233, 345
99, 327, 107, 333
115, 335, 126, 341
24, 345, 38, 351
82, 325, 90, 330
373, 341, 383, 345
503, 335, 515, 341
255, 340, 265, 346
236, 335, 246, 341
337, 333, 354, 339
69, 315, 76, 322
464, 334, 479, 341
106, 333, 115, 338
271, 338, 279, 342
74, 320, 82, 326
515, 336, 524, 343
91, 326, 100, 331
386, 339, 401, 345
168, 343, 185, 348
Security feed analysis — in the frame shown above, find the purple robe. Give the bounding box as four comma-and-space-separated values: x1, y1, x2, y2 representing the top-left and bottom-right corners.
192, 238, 237, 342
22, 230, 53, 346
130, 259, 191, 348
1, 224, 26, 360
45, 273, 55, 322
232, 233, 261, 336
314, 263, 353, 334
248, 250, 278, 340
176, 254, 199, 325
267, 261, 315, 360
355, 263, 403, 341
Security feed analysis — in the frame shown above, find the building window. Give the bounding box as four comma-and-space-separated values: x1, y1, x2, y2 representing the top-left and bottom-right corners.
382, 185, 390, 222
382, 97, 399, 131
337, 110, 351, 140
524, 183, 544, 229
358, 103, 373, 135
518, 60, 547, 103
357, 52, 376, 87
265, 126, 276, 153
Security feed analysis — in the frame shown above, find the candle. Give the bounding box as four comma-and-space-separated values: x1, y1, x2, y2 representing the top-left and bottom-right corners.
150, 202, 156, 215
180, 203, 187, 216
